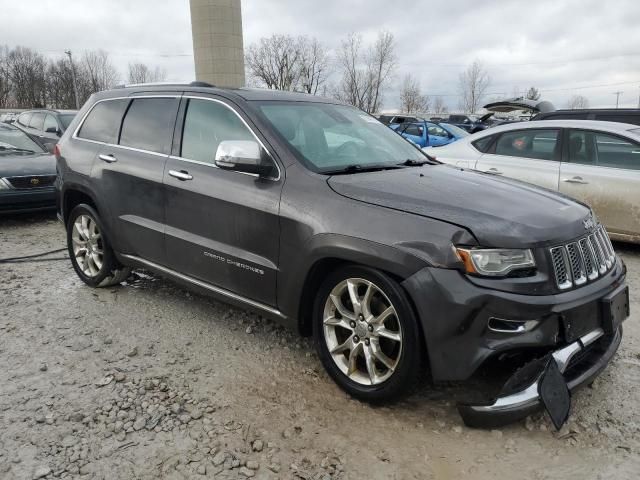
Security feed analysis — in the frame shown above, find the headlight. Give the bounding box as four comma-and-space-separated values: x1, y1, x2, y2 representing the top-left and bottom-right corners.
0, 178, 11, 190
455, 247, 535, 277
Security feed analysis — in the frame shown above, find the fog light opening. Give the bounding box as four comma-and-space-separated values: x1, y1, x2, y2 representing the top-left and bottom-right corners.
488, 317, 538, 334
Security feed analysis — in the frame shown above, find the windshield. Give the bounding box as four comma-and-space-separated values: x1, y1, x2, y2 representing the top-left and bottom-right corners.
59, 114, 75, 130
440, 123, 469, 137
256, 101, 427, 173
0, 125, 46, 153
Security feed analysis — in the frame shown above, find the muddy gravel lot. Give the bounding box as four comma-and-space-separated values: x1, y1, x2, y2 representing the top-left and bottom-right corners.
1, 213, 639, 480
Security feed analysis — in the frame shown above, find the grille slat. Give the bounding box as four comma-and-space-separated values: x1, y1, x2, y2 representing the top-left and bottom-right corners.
5, 175, 56, 189
550, 225, 615, 290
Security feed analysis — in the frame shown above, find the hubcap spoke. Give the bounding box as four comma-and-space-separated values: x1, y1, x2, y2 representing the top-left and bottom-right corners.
346, 279, 361, 314
347, 342, 363, 376
371, 340, 395, 371
364, 345, 378, 384
371, 306, 395, 326
324, 315, 354, 331
329, 294, 355, 321
375, 327, 401, 342
330, 334, 355, 355
361, 283, 374, 319
72, 215, 103, 278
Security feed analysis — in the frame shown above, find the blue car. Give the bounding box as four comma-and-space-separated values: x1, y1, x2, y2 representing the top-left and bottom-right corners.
391, 121, 469, 148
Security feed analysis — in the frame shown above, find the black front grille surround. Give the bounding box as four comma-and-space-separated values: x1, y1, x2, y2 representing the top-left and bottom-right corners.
549, 225, 616, 291
5, 175, 56, 189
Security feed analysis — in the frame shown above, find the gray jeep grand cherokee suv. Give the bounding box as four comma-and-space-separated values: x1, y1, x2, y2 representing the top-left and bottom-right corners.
55, 83, 629, 428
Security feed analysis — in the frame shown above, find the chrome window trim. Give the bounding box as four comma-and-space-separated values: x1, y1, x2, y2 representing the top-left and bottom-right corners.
72, 94, 281, 181
180, 95, 281, 181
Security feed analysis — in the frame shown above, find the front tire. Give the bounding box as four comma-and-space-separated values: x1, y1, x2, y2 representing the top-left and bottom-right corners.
313, 265, 422, 402
66, 204, 130, 288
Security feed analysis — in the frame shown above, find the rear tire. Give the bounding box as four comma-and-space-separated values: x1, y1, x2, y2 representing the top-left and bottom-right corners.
66, 204, 130, 288
313, 265, 422, 403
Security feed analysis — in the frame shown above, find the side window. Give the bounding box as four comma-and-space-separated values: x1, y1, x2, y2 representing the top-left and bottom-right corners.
43, 114, 58, 133
403, 124, 423, 136
180, 98, 254, 164
594, 132, 640, 170
119, 97, 179, 154
428, 124, 448, 137
568, 130, 595, 165
472, 134, 495, 153
494, 129, 559, 160
78, 99, 129, 144
29, 112, 45, 130
18, 113, 32, 127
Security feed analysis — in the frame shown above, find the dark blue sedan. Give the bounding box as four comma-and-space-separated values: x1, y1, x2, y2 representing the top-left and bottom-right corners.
0, 123, 56, 214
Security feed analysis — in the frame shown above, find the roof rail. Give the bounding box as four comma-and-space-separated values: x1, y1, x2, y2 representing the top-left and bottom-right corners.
114, 81, 216, 89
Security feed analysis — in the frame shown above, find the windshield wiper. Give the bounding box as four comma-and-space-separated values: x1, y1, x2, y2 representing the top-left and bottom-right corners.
0, 147, 37, 154
398, 158, 430, 167
323, 164, 403, 175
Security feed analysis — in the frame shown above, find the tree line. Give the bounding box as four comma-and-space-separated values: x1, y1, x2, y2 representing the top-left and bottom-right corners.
0, 45, 166, 109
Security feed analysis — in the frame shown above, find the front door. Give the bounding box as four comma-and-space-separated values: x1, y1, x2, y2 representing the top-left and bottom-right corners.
163, 96, 282, 306
474, 128, 561, 190
560, 129, 640, 239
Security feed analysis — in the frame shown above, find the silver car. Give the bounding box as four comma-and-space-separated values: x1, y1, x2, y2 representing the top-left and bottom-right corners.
431, 120, 640, 243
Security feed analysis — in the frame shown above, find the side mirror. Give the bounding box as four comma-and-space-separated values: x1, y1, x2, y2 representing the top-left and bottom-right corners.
45, 126, 60, 135
215, 140, 275, 178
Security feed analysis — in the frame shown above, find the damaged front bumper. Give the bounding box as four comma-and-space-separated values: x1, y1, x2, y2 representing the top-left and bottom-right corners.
458, 326, 622, 429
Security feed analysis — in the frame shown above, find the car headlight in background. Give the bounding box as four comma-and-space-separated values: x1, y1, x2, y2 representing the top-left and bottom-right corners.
0, 178, 12, 190
455, 247, 536, 277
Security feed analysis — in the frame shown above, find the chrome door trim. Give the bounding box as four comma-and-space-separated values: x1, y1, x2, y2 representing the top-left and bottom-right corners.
120, 254, 285, 319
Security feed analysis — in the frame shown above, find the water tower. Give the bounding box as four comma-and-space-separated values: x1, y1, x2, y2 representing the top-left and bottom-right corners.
189, 0, 245, 87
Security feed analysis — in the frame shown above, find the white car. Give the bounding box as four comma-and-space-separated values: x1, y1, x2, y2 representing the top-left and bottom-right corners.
429, 120, 640, 243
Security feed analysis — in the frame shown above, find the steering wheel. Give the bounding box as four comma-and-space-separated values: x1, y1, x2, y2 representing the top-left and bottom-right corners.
335, 141, 361, 157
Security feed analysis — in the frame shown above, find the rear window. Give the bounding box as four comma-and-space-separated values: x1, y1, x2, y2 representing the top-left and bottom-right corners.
78, 99, 129, 144
119, 98, 179, 154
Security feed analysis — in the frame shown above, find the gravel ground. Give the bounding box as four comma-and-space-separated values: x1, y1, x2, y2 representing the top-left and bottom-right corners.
0, 212, 639, 480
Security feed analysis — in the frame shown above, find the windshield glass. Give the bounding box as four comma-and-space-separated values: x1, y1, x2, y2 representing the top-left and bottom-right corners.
59, 114, 75, 130
256, 101, 427, 173
0, 125, 45, 153
440, 123, 469, 137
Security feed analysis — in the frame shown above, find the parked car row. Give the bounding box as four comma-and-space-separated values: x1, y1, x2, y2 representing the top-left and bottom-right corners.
391, 120, 468, 147
14, 109, 77, 149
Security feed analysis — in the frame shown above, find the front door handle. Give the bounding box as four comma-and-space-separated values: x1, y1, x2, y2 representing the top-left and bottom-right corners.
169, 169, 193, 181
562, 176, 588, 185
98, 154, 117, 163
486, 168, 503, 175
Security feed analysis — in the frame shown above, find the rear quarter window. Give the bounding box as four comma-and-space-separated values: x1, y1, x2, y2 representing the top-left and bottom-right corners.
78, 99, 129, 144
119, 98, 179, 154
471, 134, 495, 153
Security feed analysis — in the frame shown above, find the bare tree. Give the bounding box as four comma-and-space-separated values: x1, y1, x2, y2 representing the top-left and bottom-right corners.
0, 46, 11, 108
298, 37, 330, 94
334, 31, 396, 113
7, 46, 47, 107
82, 50, 119, 93
399, 74, 429, 114
127, 62, 166, 84
245, 35, 302, 91
567, 94, 589, 109
45, 58, 77, 109
432, 97, 448, 115
526, 86, 541, 100
458, 60, 490, 113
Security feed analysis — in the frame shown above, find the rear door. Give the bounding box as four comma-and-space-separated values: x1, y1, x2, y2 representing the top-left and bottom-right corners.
560, 129, 640, 238
426, 123, 450, 147
474, 128, 561, 190
90, 95, 180, 265
163, 95, 283, 306
399, 123, 427, 147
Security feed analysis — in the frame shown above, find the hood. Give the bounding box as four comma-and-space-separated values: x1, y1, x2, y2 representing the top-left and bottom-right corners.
0, 153, 56, 178
483, 97, 556, 114
328, 165, 591, 248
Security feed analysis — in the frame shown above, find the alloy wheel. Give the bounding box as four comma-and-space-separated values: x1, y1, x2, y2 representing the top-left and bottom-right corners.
71, 214, 104, 277
323, 278, 403, 386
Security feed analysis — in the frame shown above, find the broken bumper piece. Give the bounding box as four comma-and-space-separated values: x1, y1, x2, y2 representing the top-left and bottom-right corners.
458, 326, 622, 429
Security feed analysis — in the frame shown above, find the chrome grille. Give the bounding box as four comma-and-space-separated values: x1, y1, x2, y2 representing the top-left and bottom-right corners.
5, 175, 56, 189
549, 225, 616, 290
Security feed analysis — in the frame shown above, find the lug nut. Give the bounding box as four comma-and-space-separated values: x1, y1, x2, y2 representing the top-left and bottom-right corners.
350, 321, 356, 328
368, 324, 374, 332
364, 338, 370, 345
358, 314, 364, 321
353, 336, 360, 343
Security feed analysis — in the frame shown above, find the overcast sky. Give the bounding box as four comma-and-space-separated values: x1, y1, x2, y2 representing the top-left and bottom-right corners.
2, 0, 639, 111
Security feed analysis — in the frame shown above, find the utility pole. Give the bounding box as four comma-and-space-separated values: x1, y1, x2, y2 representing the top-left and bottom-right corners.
612, 91, 623, 109
65, 50, 80, 109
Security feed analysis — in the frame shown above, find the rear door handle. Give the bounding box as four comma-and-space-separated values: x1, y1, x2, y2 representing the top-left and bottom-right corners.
562, 176, 588, 185
169, 169, 193, 181
98, 154, 117, 163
